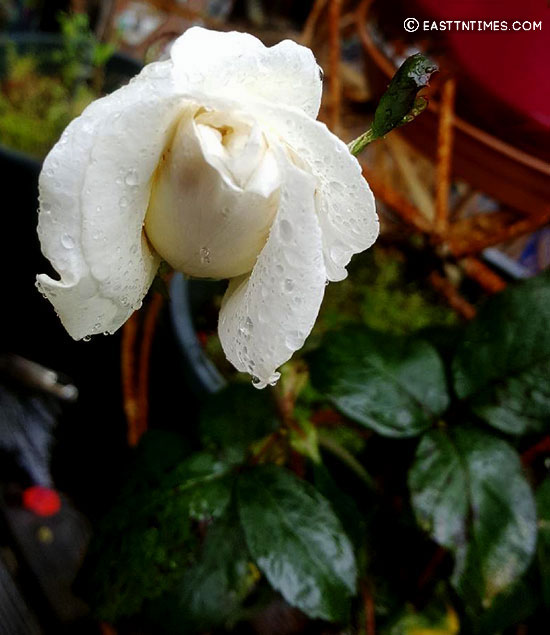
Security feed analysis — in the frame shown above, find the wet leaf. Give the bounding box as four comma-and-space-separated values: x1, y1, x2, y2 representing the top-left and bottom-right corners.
453, 271, 550, 435
84, 450, 236, 621
237, 465, 357, 621
312, 464, 366, 549
409, 427, 537, 608
473, 573, 539, 635
348, 53, 437, 155
309, 328, 449, 437
156, 510, 258, 633
372, 53, 437, 139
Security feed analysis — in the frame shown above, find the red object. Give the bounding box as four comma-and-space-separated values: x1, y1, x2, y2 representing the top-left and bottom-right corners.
22, 486, 62, 517
415, 0, 550, 130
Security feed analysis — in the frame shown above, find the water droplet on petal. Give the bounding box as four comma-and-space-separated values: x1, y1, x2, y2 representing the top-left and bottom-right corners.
61, 233, 74, 249
200, 246, 211, 264
125, 169, 139, 186
252, 376, 267, 389
279, 219, 293, 242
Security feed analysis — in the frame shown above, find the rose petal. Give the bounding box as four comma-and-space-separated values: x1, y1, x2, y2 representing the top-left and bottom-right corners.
218, 151, 326, 387
145, 106, 281, 279
252, 103, 379, 281
170, 27, 322, 119
37, 61, 184, 339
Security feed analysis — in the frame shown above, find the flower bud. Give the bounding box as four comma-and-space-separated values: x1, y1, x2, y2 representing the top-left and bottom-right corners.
145, 105, 281, 279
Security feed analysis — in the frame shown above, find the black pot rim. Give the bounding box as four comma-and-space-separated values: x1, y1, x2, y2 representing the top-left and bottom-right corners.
169, 274, 227, 396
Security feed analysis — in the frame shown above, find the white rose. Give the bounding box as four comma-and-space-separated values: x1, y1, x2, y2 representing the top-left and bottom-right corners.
36, 27, 378, 387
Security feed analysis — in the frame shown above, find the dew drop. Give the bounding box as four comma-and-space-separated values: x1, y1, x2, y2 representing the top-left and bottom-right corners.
284, 278, 294, 292
200, 246, 211, 264
119, 197, 128, 208
279, 219, 293, 242
396, 410, 412, 426
61, 233, 75, 249
268, 372, 281, 386
125, 169, 139, 186
252, 376, 267, 389
82, 335, 91, 342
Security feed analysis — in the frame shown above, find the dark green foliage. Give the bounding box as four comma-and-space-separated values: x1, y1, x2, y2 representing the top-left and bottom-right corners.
453, 271, 550, 435
237, 465, 357, 622
83, 435, 236, 622
309, 328, 449, 437
88, 270, 550, 634
153, 510, 258, 634
409, 427, 537, 607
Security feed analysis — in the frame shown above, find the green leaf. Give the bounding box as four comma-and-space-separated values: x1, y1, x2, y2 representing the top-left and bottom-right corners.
155, 510, 259, 633
237, 465, 357, 621
472, 574, 539, 635
84, 451, 236, 621
309, 328, 449, 437
409, 427, 537, 608
453, 271, 550, 435
312, 464, 366, 548
348, 54, 437, 155
372, 54, 436, 138
536, 477, 550, 607
199, 383, 279, 460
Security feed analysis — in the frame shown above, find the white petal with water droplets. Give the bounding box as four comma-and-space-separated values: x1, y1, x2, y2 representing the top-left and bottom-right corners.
37, 61, 182, 339
252, 102, 379, 282
170, 27, 322, 119
218, 152, 326, 386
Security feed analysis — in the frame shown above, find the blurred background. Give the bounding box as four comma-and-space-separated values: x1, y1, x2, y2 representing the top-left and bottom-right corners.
1, 1, 549, 634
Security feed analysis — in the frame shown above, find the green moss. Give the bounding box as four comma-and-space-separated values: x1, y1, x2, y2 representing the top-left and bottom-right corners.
0, 56, 94, 157
0, 13, 114, 158
312, 247, 458, 340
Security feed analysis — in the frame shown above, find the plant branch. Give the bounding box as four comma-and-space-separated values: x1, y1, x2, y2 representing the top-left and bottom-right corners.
318, 432, 377, 491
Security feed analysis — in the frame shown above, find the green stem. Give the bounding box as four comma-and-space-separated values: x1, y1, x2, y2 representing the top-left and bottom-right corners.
348, 95, 429, 157
318, 432, 377, 491
348, 128, 375, 156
